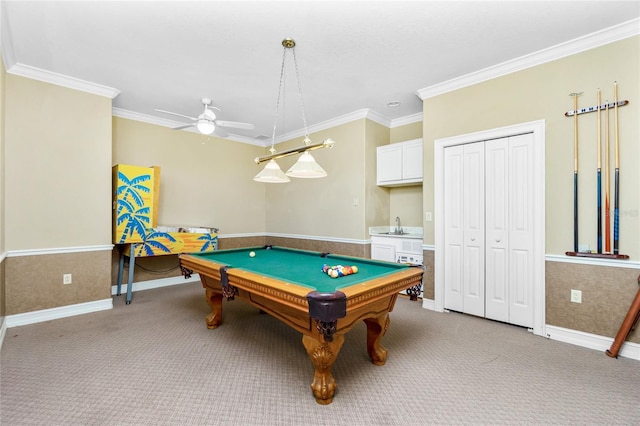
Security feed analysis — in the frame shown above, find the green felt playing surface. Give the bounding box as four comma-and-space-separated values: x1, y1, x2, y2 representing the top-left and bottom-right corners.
190, 246, 410, 293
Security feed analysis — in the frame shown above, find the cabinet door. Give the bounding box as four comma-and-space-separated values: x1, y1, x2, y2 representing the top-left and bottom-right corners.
402, 140, 423, 180
371, 243, 396, 262
377, 144, 403, 184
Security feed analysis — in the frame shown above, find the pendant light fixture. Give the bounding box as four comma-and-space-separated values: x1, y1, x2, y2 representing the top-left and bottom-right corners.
254, 38, 334, 183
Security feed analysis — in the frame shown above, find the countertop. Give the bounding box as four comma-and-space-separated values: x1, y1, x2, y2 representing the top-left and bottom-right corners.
369, 226, 423, 239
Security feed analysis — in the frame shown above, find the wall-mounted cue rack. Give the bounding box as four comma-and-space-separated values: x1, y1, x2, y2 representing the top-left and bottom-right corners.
565, 83, 630, 260
564, 99, 628, 116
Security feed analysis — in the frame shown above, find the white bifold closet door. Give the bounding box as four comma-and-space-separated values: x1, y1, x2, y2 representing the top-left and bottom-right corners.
443, 134, 534, 328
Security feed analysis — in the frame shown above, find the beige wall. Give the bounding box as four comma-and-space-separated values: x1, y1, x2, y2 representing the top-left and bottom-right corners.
264, 120, 369, 240
5, 75, 113, 249
423, 36, 639, 258
390, 120, 422, 143
112, 117, 266, 235
364, 120, 392, 235
3, 75, 113, 314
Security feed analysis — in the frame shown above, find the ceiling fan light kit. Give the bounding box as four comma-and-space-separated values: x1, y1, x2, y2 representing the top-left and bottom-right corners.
196, 119, 216, 135
254, 38, 334, 183
155, 97, 254, 136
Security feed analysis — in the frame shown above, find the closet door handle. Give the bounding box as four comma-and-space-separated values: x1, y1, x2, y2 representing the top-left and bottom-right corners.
495, 238, 501, 242
470, 237, 476, 241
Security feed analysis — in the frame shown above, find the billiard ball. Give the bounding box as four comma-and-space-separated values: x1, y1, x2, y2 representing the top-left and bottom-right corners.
249, 251, 256, 257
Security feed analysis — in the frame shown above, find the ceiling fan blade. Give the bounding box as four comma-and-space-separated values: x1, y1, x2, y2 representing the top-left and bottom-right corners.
215, 120, 255, 130
172, 123, 196, 130
214, 128, 229, 138
155, 109, 198, 121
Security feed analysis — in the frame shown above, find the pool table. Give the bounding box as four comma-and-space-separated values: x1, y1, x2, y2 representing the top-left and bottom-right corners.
179, 245, 423, 405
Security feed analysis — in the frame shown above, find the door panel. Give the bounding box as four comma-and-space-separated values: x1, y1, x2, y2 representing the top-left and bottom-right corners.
485, 137, 509, 322
444, 146, 464, 312
462, 142, 485, 317
508, 134, 534, 327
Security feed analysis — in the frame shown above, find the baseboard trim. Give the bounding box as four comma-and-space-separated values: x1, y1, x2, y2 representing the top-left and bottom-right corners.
0, 317, 7, 350
5, 298, 113, 328
421, 298, 435, 310
545, 325, 639, 361
3, 276, 200, 331
111, 275, 201, 296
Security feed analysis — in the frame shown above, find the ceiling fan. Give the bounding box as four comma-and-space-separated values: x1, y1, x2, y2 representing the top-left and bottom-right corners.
155, 98, 254, 136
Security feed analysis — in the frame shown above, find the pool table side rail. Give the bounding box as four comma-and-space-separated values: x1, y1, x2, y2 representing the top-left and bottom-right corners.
180, 252, 422, 308
179, 253, 312, 303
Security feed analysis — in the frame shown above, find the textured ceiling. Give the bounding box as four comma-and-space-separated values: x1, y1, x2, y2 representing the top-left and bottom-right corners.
3, 1, 639, 145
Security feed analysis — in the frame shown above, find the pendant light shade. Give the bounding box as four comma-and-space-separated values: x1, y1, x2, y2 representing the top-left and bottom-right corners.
253, 159, 290, 183
286, 152, 327, 178
254, 38, 335, 183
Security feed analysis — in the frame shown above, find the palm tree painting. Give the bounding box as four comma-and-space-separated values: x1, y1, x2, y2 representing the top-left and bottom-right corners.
133, 230, 177, 257
113, 165, 154, 244
197, 233, 219, 252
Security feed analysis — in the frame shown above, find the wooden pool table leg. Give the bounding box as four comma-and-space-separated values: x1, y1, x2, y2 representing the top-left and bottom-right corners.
203, 287, 223, 329
302, 334, 345, 405
363, 313, 390, 366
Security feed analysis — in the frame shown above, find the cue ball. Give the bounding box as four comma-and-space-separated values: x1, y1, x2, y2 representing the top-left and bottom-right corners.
249, 251, 256, 257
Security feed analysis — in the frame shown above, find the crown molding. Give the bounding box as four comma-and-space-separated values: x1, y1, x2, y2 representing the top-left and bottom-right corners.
390, 112, 422, 128
113, 107, 409, 147
112, 107, 185, 128
112, 108, 266, 146
7, 62, 121, 98
0, 1, 16, 70
417, 18, 640, 100
271, 108, 392, 145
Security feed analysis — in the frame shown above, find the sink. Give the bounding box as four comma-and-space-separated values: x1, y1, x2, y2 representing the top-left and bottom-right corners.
379, 231, 406, 235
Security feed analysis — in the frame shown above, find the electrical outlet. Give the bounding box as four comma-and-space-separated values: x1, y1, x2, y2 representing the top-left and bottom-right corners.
571, 289, 582, 303
63, 274, 72, 285
425, 212, 432, 222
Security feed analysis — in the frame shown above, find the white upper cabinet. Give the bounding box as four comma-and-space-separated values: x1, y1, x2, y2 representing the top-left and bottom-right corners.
377, 139, 423, 186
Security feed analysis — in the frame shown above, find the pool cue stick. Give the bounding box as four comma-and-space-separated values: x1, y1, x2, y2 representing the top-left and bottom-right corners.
605, 100, 611, 253
571, 92, 581, 253
613, 81, 620, 254
597, 89, 602, 253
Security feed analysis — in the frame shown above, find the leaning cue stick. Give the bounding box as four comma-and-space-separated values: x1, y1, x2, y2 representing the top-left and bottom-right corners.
614, 81, 620, 255
597, 89, 602, 253
605, 100, 611, 253
571, 92, 582, 253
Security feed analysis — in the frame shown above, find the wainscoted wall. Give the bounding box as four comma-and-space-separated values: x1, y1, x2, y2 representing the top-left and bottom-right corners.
266, 236, 370, 259
110, 235, 270, 285
5, 250, 112, 316
546, 260, 639, 343
422, 250, 435, 301
0, 260, 5, 318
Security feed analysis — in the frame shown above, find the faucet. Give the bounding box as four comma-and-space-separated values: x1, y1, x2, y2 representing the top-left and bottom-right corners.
395, 216, 403, 234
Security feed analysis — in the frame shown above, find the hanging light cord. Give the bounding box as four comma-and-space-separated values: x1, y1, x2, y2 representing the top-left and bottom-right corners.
269, 45, 288, 154
291, 46, 310, 143
254, 38, 334, 167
